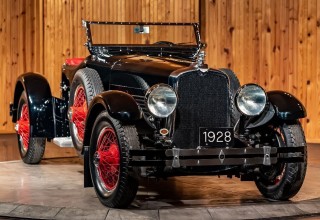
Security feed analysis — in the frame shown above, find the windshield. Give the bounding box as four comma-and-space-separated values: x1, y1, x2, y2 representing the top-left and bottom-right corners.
86, 21, 199, 46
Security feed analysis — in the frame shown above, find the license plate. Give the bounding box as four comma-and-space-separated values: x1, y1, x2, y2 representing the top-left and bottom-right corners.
199, 127, 234, 147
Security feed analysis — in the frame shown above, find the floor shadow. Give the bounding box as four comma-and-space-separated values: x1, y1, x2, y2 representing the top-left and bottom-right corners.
130, 177, 271, 209
40, 157, 83, 165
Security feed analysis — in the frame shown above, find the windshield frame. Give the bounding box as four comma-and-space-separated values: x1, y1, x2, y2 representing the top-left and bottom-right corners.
82, 20, 201, 48
82, 20, 203, 61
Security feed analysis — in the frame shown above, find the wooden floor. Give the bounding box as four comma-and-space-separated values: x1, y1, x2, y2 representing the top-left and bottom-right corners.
0, 134, 77, 161
0, 134, 319, 219
0, 145, 319, 219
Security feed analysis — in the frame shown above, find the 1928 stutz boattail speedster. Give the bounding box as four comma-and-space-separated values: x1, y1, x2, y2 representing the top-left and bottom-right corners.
9, 20, 307, 208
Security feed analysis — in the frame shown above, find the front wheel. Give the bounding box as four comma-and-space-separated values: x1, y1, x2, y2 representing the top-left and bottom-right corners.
16, 91, 46, 164
255, 121, 307, 200
89, 111, 139, 208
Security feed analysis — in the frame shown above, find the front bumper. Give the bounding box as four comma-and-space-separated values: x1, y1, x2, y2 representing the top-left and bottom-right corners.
129, 146, 305, 168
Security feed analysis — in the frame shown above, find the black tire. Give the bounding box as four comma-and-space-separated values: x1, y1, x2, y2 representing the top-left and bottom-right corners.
89, 111, 139, 208
255, 121, 307, 200
16, 91, 46, 164
219, 68, 241, 127
69, 68, 104, 153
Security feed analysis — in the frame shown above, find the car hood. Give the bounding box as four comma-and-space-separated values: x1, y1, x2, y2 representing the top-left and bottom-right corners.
109, 54, 192, 78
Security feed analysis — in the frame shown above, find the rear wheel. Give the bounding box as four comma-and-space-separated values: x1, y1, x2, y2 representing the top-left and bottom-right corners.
16, 92, 46, 164
255, 121, 307, 200
89, 111, 139, 208
69, 68, 103, 154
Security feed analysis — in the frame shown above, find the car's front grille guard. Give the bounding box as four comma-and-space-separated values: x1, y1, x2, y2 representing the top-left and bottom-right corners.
169, 69, 232, 148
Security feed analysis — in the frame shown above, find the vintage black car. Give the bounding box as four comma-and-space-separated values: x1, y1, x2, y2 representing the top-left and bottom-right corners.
9, 21, 307, 208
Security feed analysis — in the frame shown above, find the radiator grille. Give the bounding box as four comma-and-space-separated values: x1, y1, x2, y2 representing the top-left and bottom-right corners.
172, 70, 230, 148
132, 94, 151, 118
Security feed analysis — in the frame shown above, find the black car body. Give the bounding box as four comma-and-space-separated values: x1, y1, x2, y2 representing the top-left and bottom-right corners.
10, 21, 307, 208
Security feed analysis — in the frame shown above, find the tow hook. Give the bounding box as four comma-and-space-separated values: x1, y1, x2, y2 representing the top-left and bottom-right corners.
263, 145, 271, 165
172, 147, 180, 168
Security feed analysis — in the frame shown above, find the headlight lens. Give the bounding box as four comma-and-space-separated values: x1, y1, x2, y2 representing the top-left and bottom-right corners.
236, 84, 267, 116
146, 84, 177, 118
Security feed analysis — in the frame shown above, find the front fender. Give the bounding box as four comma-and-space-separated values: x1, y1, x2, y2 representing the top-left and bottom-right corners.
267, 91, 306, 120
83, 90, 142, 146
90, 90, 142, 122
12, 72, 54, 138
82, 90, 142, 186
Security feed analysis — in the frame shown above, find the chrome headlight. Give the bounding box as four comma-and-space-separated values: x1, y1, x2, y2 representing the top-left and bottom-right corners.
145, 84, 177, 118
236, 84, 267, 116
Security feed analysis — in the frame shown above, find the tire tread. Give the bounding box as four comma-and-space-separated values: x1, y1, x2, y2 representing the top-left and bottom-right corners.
17, 92, 46, 164
23, 138, 46, 164
255, 121, 307, 200
69, 68, 104, 152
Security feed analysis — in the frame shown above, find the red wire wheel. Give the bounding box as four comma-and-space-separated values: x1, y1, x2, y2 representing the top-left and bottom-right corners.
273, 166, 286, 185
69, 69, 104, 153
16, 91, 46, 164
89, 111, 140, 208
17, 103, 30, 152
94, 127, 120, 191
70, 85, 87, 142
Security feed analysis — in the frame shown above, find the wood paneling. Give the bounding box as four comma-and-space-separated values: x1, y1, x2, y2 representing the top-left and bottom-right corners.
43, 0, 199, 97
203, 0, 320, 143
0, 0, 43, 133
1, 0, 319, 144
0, 0, 198, 160
0, 0, 199, 131
0, 134, 77, 162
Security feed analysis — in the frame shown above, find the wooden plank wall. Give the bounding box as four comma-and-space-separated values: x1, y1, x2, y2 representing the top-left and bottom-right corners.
203, 0, 320, 143
0, 0, 43, 133
0, 0, 198, 131
0, 0, 198, 161
43, 0, 199, 97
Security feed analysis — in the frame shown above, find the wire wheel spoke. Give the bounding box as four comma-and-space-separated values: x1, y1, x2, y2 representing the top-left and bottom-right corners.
17, 104, 30, 151
96, 128, 120, 191
71, 86, 87, 141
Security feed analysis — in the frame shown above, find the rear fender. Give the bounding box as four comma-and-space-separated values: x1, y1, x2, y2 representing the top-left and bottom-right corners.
12, 73, 54, 138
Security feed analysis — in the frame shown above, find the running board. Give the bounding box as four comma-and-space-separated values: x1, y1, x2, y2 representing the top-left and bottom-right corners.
53, 137, 74, 148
